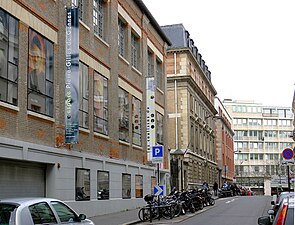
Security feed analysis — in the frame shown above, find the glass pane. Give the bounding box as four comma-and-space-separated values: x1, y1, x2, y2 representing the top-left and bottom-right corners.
75, 169, 90, 201
46, 81, 53, 97
28, 30, 46, 93
122, 174, 131, 199
46, 97, 53, 117
0, 78, 7, 101
51, 201, 77, 223
0, 10, 8, 40
7, 81, 17, 105
97, 171, 109, 200
29, 203, 57, 224
8, 63, 17, 82
0, 45, 8, 79
45, 40, 53, 81
28, 92, 45, 114
135, 175, 143, 198
8, 16, 19, 65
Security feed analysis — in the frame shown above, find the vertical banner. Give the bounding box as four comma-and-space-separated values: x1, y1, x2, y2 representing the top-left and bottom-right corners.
146, 77, 156, 161
65, 7, 79, 143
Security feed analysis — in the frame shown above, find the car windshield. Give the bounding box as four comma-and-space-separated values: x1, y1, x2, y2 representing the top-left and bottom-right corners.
0, 204, 18, 225
285, 208, 294, 225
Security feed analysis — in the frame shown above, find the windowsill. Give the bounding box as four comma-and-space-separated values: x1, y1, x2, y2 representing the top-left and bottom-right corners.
119, 140, 130, 146
94, 34, 109, 48
132, 144, 143, 150
0, 101, 19, 112
94, 132, 109, 140
119, 55, 130, 65
27, 110, 55, 122
79, 127, 90, 134
131, 66, 142, 76
79, 20, 90, 31
156, 87, 164, 94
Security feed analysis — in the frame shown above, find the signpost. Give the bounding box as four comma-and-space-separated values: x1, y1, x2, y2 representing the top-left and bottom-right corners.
282, 148, 294, 192
154, 185, 164, 196
152, 145, 164, 199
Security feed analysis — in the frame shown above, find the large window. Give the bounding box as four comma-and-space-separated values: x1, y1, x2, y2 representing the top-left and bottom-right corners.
132, 97, 141, 146
119, 88, 129, 142
72, 0, 83, 21
135, 175, 143, 198
0, 9, 19, 106
75, 168, 90, 201
79, 62, 89, 129
97, 171, 109, 200
28, 29, 53, 116
122, 173, 131, 199
118, 18, 126, 57
156, 58, 163, 90
156, 112, 164, 145
93, 0, 105, 39
147, 50, 154, 77
131, 32, 139, 69
94, 71, 108, 135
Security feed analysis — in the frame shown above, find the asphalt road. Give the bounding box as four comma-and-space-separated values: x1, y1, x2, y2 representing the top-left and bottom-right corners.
178, 195, 273, 225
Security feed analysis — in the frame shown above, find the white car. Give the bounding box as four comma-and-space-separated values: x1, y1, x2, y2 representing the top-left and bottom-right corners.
0, 197, 95, 225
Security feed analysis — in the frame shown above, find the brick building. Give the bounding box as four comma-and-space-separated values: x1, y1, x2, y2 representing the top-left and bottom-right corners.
214, 97, 235, 187
0, 0, 171, 216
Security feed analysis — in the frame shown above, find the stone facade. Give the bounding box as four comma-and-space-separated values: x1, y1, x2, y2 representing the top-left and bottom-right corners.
163, 24, 218, 190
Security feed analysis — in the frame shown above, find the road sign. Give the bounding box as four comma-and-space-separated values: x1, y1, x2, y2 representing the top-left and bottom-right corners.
282, 148, 294, 160
152, 145, 163, 164
154, 185, 164, 196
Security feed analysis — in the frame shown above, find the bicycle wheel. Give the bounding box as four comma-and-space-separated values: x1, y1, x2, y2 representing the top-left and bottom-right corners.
209, 197, 215, 205
162, 205, 175, 220
138, 207, 149, 222
174, 203, 182, 217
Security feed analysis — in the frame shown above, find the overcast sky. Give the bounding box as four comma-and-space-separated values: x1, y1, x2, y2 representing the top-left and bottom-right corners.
143, 0, 295, 107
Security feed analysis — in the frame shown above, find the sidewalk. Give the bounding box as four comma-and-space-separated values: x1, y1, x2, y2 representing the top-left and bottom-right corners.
89, 195, 219, 225
89, 208, 140, 225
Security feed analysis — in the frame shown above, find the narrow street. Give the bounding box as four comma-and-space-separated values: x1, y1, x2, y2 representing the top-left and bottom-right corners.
178, 196, 272, 225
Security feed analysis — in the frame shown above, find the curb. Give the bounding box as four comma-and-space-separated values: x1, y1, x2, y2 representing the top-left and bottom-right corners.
123, 200, 218, 225
122, 220, 141, 225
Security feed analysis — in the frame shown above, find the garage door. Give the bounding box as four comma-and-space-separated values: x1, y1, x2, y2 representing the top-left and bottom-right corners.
0, 159, 46, 198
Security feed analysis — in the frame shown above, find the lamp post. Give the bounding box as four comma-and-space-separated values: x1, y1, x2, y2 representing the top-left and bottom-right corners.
170, 149, 185, 191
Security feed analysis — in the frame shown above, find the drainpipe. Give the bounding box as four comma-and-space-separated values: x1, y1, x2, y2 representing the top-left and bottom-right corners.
174, 52, 178, 150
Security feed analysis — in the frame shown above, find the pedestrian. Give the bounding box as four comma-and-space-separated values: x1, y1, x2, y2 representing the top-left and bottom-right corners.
202, 181, 209, 190
213, 181, 218, 196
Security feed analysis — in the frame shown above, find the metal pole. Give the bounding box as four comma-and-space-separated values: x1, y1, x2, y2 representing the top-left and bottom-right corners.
287, 164, 290, 192
157, 163, 160, 185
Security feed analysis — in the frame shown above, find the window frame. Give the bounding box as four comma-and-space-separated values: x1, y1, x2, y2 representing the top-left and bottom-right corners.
135, 175, 143, 198
75, 168, 90, 201
0, 9, 19, 106
93, 0, 105, 39
118, 88, 129, 142
118, 17, 127, 58
93, 71, 108, 135
97, 171, 109, 200
122, 173, 131, 199
27, 28, 54, 117
79, 61, 89, 129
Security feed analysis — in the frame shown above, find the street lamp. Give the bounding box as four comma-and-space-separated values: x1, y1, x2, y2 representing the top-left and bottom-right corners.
170, 149, 185, 191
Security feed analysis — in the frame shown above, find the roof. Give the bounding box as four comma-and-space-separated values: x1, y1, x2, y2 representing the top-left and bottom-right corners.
135, 0, 171, 46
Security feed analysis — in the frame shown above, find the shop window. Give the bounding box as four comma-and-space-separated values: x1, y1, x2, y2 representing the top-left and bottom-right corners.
97, 171, 109, 200
122, 173, 131, 199
75, 168, 90, 201
135, 175, 143, 198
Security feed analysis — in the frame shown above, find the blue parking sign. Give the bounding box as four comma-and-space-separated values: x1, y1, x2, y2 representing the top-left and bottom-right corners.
152, 146, 163, 163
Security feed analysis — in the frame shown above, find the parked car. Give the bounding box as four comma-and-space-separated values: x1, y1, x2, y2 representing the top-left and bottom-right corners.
258, 195, 294, 225
271, 191, 295, 215
0, 197, 95, 225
